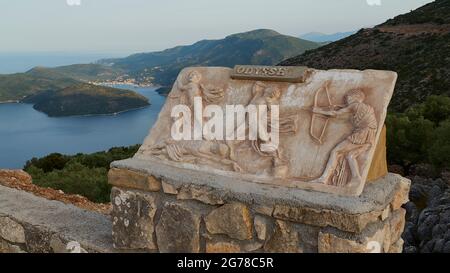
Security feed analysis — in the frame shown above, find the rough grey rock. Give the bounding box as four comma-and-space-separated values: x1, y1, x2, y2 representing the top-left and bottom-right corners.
155, 201, 204, 253
205, 203, 253, 240
0, 185, 116, 253
0, 216, 25, 244
402, 175, 450, 253
0, 238, 25, 253
264, 220, 301, 253
254, 215, 273, 241
23, 224, 53, 253
111, 187, 158, 250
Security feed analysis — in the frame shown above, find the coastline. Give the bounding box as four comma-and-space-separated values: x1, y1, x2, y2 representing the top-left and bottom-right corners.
1, 100, 151, 118
32, 104, 151, 118
94, 81, 158, 88
0, 100, 20, 104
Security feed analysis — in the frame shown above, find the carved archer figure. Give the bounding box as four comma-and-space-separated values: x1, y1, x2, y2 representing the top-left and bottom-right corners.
310, 89, 378, 186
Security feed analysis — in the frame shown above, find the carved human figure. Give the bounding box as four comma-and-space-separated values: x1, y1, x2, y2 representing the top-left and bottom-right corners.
147, 71, 232, 171
248, 83, 281, 152
169, 70, 224, 137
149, 139, 242, 172
168, 71, 203, 133
170, 70, 224, 106
238, 82, 290, 178
310, 89, 377, 186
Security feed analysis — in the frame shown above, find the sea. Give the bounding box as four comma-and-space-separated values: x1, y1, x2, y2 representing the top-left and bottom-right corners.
0, 52, 165, 168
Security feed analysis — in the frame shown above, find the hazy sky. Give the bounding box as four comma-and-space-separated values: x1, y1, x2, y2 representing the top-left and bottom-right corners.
0, 0, 433, 54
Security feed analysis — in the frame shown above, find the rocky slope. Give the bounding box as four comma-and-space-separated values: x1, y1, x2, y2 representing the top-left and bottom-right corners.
0, 169, 111, 214
402, 170, 450, 253
280, 0, 450, 252
280, 0, 450, 111
299, 31, 356, 43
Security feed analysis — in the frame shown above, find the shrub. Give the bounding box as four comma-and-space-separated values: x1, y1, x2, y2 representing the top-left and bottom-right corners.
386, 95, 450, 173
24, 145, 140, 203
24, 153, 70, 173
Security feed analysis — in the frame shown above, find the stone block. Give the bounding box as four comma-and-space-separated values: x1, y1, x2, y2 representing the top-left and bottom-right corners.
162, 180, 179, 195
205, 203, 253, 240
254, 215, 273, 241
205, 237, 263, 253
390, 178, 411, 211
317, 210, 404, 253
0, 216, 25, 244
273, 204, 383, 233
178, 184, 226, 205
318, 228, 387, 253
206, 239, 241, 253
388, 238, 404, 253
111, 187, 158, 250
389, 209, 406, 243
155, 202, 203, 253
264, 220, 301, 253
253, 204, 274, 217
0, 238, 25, 253
108, 168, 161, 192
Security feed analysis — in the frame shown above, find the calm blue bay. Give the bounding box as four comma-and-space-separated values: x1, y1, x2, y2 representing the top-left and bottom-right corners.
0, 85, 165, 169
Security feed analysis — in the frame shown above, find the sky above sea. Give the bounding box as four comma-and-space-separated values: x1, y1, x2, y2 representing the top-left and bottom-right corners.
0, 0, 433, 53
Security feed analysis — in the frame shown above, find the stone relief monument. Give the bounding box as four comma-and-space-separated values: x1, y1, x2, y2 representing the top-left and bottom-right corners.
135, 65, 397, 196
108, 65, 410, 253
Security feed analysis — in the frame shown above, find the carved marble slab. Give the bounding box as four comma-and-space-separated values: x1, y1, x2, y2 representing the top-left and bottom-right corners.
135, 66, 397, 196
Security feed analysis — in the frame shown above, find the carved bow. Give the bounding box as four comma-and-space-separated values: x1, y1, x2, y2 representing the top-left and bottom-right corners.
310, 82, 333, 144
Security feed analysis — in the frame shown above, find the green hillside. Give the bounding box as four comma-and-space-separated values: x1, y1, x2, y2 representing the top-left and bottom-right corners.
34, 64, 125, 82
0, 69, 78, 102
23, 83, 149, 117
97, 29, 321, 87
279, 0, 450, 112
279, 0, 450, 172
0, 67, 149, 116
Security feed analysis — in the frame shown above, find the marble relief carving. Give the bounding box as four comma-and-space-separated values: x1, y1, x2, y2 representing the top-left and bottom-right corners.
136, 66, 397, 196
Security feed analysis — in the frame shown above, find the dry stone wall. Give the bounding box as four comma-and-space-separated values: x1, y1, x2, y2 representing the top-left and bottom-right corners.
109, 161, 410, 253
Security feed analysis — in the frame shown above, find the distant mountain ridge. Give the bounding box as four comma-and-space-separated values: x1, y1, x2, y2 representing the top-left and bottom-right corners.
10, 29, 321, 91
280, 0, 450, 111
94, 29, 321, 87
299, 31, 357, 43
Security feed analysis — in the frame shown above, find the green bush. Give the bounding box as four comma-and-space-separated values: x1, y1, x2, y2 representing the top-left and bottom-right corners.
24, 145, 140, 203
386, 114, 434, 166
26, 163, 110, 203
386, 95, 450, 172
428, 120, 450, 169
24, 153, 70, 173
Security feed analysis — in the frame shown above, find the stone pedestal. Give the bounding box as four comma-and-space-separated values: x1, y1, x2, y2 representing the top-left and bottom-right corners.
108, 158, 410, 253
